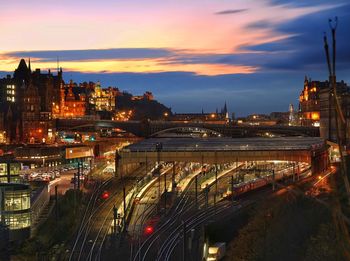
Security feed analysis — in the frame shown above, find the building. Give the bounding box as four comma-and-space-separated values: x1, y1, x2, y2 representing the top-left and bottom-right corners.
170, 103, 229, 124
89, 82, 120, 112
0, 183, 31, 241
54, 80, 87, 118
14, 145, 62, 169
298, 76, 327, 127
236, 114, 277, 126
131, 91, 154, 101
299, 76, 350, 144
0, 59, 62, 143
269, 111, 290, 125
319, 78, 350, 145
0, 155, 22, 183
21, 79, 53, 143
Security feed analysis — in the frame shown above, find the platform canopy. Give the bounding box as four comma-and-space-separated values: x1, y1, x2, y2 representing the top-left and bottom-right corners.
119, 137, 327, 165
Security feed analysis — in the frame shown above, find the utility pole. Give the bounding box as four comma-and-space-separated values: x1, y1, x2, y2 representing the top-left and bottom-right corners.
292, 163, 295, 182
231, 175, 234, 204
195, 174, 198, 208
115, 151, 121, 178
324, 17, 350, 203
113, 204, 117, 234
164, 172, 167, 214
123, 186, 126, 228
182, 221, 187, 261
214, 163, 218, 205
77, 168, 80, 190
205, 184, 209, 210
156, 142, 163, 200
172, 161, 176, 191
145, 156, 148, 176
55, 185, 59, 223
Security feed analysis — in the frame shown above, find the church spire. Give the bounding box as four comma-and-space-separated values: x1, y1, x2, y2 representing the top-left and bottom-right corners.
223, 101, 228, 114
28, 58, 31, 72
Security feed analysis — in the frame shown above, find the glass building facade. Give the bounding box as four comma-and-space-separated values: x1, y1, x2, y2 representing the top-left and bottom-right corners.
0, 184, 31, 241
0, 155, 22, 183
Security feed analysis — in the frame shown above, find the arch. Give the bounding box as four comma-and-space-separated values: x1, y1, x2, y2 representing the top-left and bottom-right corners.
150, 126, 223, 137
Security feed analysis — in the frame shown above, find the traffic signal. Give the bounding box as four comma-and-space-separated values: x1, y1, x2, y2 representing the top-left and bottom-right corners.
101, 191, 110, 200
144, 225, 154, 235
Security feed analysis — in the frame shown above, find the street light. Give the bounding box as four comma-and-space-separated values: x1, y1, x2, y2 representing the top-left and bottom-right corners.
156, 142, 163, 201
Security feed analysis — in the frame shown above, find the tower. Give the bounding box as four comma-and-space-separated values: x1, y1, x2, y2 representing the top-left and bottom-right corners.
60, 82, 65, 116
223, 101, 229, 120
289, 104, 296, 126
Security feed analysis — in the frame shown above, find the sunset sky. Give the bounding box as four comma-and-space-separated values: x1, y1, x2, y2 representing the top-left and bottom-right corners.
1, 0, 350, 115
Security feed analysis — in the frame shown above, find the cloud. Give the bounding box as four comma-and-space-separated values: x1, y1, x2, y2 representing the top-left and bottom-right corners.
268, 0, 347, 7
214, 9, 247, 15
241, 3, 350, 72
4, 48, 174, 62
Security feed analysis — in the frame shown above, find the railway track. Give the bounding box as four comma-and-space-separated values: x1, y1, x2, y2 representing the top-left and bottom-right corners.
67, 165, 147, 261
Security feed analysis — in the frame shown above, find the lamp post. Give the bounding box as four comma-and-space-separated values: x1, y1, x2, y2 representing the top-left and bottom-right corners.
156, 142, 163, 200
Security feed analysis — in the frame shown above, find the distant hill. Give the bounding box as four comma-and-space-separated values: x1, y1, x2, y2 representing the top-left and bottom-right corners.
116, 92, 172, 120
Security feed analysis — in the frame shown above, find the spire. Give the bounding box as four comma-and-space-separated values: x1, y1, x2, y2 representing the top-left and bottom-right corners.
28, 57, 31, 72
57, 56, 60, 73
223, 101, 228, 114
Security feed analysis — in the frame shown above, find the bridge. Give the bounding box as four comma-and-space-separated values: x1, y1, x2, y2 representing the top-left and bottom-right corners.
117, 137, 328, 176
56, 119, 320, 138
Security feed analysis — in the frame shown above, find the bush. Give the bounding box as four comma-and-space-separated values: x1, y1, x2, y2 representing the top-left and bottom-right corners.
17, 189, 84, 258
225, 194, 335, 261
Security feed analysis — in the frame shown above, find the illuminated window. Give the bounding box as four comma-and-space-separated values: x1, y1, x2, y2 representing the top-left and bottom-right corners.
0, 163, 7, 175
3, 212, 30, 229
9, 163, 21, 175
4, 191, 30, 211
311, 112, 320, 120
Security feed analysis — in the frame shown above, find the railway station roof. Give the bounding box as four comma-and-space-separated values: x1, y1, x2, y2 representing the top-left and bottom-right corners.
122, 137, 326, 152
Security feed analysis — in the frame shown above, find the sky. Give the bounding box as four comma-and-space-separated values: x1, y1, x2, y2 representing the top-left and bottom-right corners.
1, 0, 350, 116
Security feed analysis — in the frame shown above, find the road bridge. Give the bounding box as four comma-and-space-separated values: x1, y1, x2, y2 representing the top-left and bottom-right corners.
56, 119, 320, 138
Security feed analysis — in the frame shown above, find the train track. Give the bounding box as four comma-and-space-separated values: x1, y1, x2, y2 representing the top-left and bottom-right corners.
67, 165, 147, 261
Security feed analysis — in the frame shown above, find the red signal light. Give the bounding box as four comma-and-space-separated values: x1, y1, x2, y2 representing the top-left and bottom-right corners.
144, 226, 154, 235
101, 191, 110, 200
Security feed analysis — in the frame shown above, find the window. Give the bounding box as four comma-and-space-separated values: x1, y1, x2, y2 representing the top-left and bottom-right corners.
10, 163, 21, 175
4, 191, 30, 211
3, 212, 30, 229
0, 163, 7, 175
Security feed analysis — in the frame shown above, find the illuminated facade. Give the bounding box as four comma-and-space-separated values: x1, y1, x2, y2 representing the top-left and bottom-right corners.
299, 76, 350, 144
14, 145, 62, 168
0, 59, 61, 143
131, 91, 154, 101
0, 183, 31, 241
170, 103, 229, 124
54, 80, 87, 118
299, 76, 327, 127
0, 155, 22, 183
89, 82, 120, 111
113, 110, 133, 121
171, 112, 228, 124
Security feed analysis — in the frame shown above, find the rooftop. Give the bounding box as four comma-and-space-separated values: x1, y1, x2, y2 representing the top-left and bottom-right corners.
123, 137, 325, 152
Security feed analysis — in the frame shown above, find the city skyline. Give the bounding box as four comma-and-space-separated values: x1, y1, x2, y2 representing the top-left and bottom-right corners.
1, 0, 350, 115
